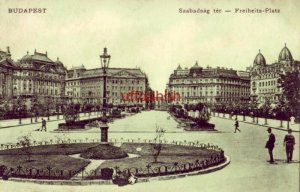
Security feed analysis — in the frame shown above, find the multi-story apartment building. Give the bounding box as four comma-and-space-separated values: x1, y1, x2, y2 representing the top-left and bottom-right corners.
167, 62, 250, 106
249, 44, 300, 106
66, 66, 147, 107
0, 47, 67, 109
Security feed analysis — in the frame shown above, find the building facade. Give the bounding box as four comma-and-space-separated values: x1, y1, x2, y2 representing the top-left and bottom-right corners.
66, 66, 147, 107
249, 44, 300, 107
0, 47, 67, 110
0, 47, 15, 99
167, 62, 250, 106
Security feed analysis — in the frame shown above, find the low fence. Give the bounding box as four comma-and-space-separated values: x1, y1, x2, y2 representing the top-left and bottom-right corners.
0, 139, 225, 180
86, 153, 224, 179
0, 138, 223, 151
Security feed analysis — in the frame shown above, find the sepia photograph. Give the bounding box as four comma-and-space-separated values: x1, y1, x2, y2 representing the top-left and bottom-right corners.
0, 0, 299, 191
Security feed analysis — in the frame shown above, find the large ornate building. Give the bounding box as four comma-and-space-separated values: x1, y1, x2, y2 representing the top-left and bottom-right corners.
167, 62, 250, 106
0, 47, 67, 110
249, 44, 300, 107
66, 65, 147, 107
0, 47, 14, 99
14, 49, 67, 107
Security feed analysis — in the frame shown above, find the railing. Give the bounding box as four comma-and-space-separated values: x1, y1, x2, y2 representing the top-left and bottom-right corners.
0, 166, 79, 180
0, 138, 223, 152
0, 139, 225, 180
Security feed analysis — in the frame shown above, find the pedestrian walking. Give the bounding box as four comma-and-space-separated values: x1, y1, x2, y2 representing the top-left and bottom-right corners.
234, 118, 241, 133
40, 118, 47, 132
283, 129, 295, 163
265, 128, 276, 163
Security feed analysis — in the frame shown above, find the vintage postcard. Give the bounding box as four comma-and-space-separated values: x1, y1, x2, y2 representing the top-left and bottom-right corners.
0, 0, 299, 191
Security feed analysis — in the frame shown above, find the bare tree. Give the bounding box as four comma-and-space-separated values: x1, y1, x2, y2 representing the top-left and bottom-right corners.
17, 134, 32, 162
151, 125, 166, 163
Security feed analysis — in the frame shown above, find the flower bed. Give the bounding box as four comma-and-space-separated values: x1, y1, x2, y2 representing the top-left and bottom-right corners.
0, 139, 225, 181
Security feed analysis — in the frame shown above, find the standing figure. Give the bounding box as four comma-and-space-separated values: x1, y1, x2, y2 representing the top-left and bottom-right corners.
290, 116, 295, 124
41, 118, 47, 132
284, 129, 295, 163
234, 118, 241, 133
265, 128, 276, 163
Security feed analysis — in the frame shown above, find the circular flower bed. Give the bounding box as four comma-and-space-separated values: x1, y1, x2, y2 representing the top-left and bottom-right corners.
0, 140, 225, 181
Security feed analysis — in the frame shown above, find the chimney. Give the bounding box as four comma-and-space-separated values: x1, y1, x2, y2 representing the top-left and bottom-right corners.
46, 51, 47, 56
7, 46, 10, 54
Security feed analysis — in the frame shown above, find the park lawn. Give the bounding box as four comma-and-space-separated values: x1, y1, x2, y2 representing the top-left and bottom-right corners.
0, 143, 220, 179
98, 143, 219, 172
99, 155, 208, 170
0, 143, 99, 155
0, 154, 90, 179
120, 143, 217, 157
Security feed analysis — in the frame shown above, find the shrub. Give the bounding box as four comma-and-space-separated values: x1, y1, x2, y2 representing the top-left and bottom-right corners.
101, 168, 114, 180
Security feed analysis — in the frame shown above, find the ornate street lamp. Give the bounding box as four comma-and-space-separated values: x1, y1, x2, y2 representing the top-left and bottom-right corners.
99, 47, 111, 143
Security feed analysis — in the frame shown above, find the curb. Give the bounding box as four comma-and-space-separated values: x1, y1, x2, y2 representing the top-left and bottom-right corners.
0, 118, 63, 129
213, 116, 300, 132
6, 155, 230, 186
0, 115, 100, 129
0, 113, 138, 130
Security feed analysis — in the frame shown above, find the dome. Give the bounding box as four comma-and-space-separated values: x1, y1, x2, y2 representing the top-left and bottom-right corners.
20, 51, 32, 63
189, 61, 202, 75
278, 44, 293, 61
253, 50, 266, 66
55, 57, 63, 65
176, 64, 182, 70
191, 61, 201, 69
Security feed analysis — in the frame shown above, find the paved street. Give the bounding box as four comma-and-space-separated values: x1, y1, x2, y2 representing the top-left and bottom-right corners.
0, 110, 299, 192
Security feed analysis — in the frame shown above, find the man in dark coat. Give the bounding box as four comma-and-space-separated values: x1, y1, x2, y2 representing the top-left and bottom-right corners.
41, 118, 47, 132
284, 129, 295, 163
265, 127, 276, 163
234, 118, 241, 133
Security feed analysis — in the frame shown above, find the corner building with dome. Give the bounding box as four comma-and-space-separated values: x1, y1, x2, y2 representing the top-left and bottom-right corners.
249, 44, 300, 107
0, 47, 67, 111
167, 61, 250, 106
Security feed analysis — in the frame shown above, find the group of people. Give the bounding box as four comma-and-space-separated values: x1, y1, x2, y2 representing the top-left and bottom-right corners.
112, 170, 137, 186
234, 118, 296, 163
265, 127, 295, 163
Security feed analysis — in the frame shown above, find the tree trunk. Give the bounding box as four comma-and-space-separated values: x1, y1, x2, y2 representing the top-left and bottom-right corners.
154, 155, 158, 163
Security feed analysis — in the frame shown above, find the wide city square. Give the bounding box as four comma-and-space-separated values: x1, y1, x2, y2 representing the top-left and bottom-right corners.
0, 110, 299, 192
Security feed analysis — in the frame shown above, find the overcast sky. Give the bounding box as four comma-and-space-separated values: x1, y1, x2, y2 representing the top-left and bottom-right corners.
0, 0, 299, 92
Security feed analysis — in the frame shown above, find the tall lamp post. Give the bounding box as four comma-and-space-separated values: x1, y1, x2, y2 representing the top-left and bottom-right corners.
99, 47, 111, 144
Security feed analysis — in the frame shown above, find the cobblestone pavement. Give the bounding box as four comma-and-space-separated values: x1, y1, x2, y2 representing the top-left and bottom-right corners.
0, 110, 299, 192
